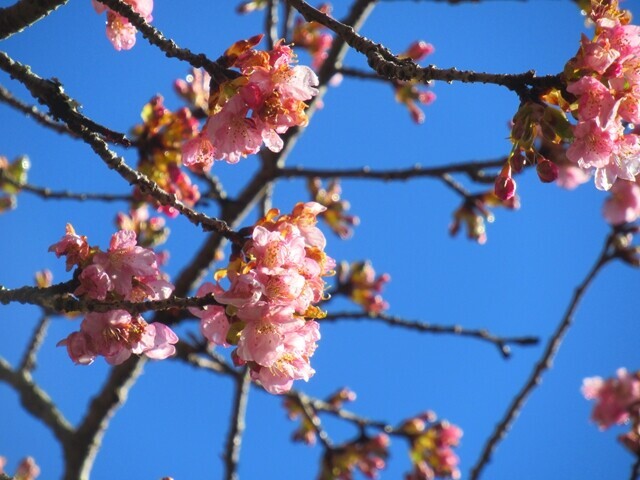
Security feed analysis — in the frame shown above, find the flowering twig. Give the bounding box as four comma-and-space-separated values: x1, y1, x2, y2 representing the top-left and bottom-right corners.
322, 311, 538, 358
469, 235, 615, 480
292, 391, 334, 449
287, 0, 562, 95
18, 314, 50, 374
94, 0, 228, 79
0, 0, 68, 39
0, 84, 76, 138
223, 368, 252, 480
0, 169, 133, 203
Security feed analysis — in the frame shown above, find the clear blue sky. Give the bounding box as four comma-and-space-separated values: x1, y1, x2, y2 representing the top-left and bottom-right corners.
0, 1, 638, 479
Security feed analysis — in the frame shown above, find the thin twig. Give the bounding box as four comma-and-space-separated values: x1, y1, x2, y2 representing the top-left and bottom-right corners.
0, 170, 133, 203
440, 173, 471, 199
18, 314, 50, 373
265, 0, 279, 50
276, 158, 506, 182
287, 0, 563, 94
631, 456, 640, 480
292, 391, 334, 449
224, 368, 252, 480
0, 84, 75, 138
322, 311, 538, 358
0, 0, 68, 39
468, 237, 614, 480
94, 0, 227, 79
0, 356, 74, 444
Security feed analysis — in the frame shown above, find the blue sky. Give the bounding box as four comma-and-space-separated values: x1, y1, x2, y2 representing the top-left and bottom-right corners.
0, 1, 638, 479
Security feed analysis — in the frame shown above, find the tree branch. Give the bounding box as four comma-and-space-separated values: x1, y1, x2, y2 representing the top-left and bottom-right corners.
0, 0, 68, 40
287, 0, 563, 93
468, 235, 614, 480
322, 311, 539, 358
0, 356, 73, 445
18, 314, 50, 373
223, 368, 252, 480
0, 169, 133, 203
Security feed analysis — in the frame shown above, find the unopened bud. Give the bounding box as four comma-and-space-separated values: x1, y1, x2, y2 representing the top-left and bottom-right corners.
510, 151, 527, 173
494, 175, 516, 200
404, 41, 435, 61
536, 159, 559, 183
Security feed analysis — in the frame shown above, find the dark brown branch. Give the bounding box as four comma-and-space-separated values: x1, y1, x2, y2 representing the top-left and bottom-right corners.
18, 314, 50, 373
0, 0, 68, 40
0, 84, 75, 138
265, 0, 279, 50
322, 311, 538, 358
94, 0, 227, 79
276, 158, 506, 182
287, 0, 563, 93
293, 391, 334, 449
469, 237, 614, 480
631, 456, 640, 480
0, 170, 133, 203
0, 356, 73, 444
173, 341, 240, 378
0, 283, 223, 315
223, 368, 252, 480
66, 356, 145, 480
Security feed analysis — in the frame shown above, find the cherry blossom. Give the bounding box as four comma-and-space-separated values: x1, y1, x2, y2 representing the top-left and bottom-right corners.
583, 368, 640, 429
92, 0, 153, 51
58, 310, 178, 365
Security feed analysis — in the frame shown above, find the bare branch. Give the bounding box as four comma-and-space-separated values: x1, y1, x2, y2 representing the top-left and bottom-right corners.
0, 356, 73, 444
0, 84, 75, 138
223, 368, 252, 480
0, 170, 133, 203
265, 0, 279, 50
287, 0, 563, 94
469, 236, 614, 480
276, 158, 506, 182
322, 311, 538, 358
0, 0, 68, 40
18, 314, 50, 373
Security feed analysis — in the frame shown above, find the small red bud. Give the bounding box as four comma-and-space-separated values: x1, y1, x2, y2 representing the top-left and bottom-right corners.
494, 174, 516, 200
536, 159, 559, 183
510, 151, 527, 173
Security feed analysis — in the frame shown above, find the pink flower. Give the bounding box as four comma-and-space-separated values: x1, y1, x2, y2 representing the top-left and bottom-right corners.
583, 368, 640, 429
93, 0, 153, 51
181, 135, 215, 171
556, 164, 591, 190
566, 76, 616, 123
58, 310, 178, 365
602, 179, 640, 224
48, 223, 90, 271
75, 264, 111, 300
567, 119, 618, 170
189, 283, 230, 347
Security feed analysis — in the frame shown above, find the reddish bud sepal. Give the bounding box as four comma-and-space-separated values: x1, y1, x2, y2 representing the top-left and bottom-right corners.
536, 159, 560, 183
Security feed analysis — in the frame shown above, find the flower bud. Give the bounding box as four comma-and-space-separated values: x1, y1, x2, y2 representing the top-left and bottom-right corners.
494, 174, 516, 200
404, 41, 435, 61
536, 159, 559, 183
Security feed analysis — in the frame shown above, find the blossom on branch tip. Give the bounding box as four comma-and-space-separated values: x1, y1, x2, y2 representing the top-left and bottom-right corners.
583, 368, 640, 432
293, 3, 335, 70
336, 261, 390, 314
308, 178, 360, 239
92, 0, 153, 51
319, 433, 389, 480
181, 36, 318, 169
0, 456, 40, 480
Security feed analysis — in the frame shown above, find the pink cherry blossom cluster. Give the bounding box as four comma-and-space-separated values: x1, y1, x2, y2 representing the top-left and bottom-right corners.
583, 368, 640, 454
190, 202, 334, 394
564, 0, 640, 190
57, 309, 178, 365
50, 225, 178, 365
0, 455, 40, 480
92, 0, 153, 51
402, 412, 462, 480
336, 261, 390, 314
50, 225, 173, 302
319, 433, 389, 480
182, 35, 319, 169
